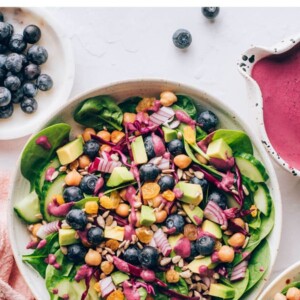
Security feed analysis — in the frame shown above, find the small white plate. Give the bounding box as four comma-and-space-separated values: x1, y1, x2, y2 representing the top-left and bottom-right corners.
0, 7, 74, 140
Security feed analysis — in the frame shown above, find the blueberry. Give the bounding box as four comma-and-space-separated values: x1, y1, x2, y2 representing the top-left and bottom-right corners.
123, 246, 141, 265
197, 110, 218, 133
208, 191, 227, 210
87, 227, 104, 245
67, 244, 87, 263
157, 175, 175, 192
190, 177, 209, 194
23, 24, 41, 44
186, 242, 198, 262
20, 97, 37, 114
36, 74, 53, 91
139, 163, 160, 182
24, 63, 41, 80
0, 22, 13, 43
0, 54, 6, 69
0, 103, 13, 118
7, 71, 24, 84
165, 214, 185, 234
19, 53, 28, 67
11, 88, 24, 104
138, 246, 159, 269
195, 236, 215, 256
8, 34, 27, 53
83, 139, 100, 160
27, 45, 48, 65
0, 68, 5, 83
143, 135, 155, 159
202, 7, 220, 19
63, 186, 84, 202
0, 12, 3, 22
172, 29, 192, 49
0, 86, 11, 106
23, 82, 37, 97
167, 139, 184, 156
0, 43, 7, 54
66, 209, 88, 231
80, 174, 98, 195
5, 53, 22, 73
4, 75, 21, 92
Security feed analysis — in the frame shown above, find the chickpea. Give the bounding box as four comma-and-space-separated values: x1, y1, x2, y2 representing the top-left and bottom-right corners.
228, 233, 246, 248
116, 203, 130, 217
97, 130, 111, 142
287, 287, 300, 300
101, 261, 114, 275
160, 91, 177, 107
107, 290, 125, 300
195, 153, 208, 165
100, 144, 112, 153
111, 131, 125, 144
174, 154, 192, 169
119, 188, 127, 200
82, 128, 96, 142
85, 249, 102, 266
69, 159, 79, 170
232, 218, 245, 229
274, 293, 287, 300
151, 195, 163, 208
65, 169, 82, 186
31, 223, 42, 237
166, 269, 180, 283
218, 245, 235, 263
78, 155, 91, 169
123, 112, 137, 125
155, 210, 168, 223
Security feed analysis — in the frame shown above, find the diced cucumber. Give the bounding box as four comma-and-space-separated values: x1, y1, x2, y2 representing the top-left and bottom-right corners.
253, 183, 272, 216
40, 174, 66, 222
235, 153, 269, 183
14, 191, 41, 224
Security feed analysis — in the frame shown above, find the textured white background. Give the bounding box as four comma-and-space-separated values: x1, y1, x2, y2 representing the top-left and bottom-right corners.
1, 7, 300, 286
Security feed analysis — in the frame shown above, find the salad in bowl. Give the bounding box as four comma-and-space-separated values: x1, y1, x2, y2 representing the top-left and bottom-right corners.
12, 85, 277, 300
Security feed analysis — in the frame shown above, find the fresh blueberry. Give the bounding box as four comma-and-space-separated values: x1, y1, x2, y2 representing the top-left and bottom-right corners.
172, 29, 192, 49
7, 71, 24, 84
66, 209, 88, 231
20, 97, 37, 114
0, 22, 13, 43
186, 242, 198, 262
123, 246, 141, 265
138, 246, 159, 269
157, 175, 175, 192
197, 110, 218, 133
63, 186, 84, 202
80, 175, 98, 195
8, 34, 27, 53
5, 53, 22, 73
0, 103, 13, 118
23, 24, 41, 44
23, 63, 40, 80
166, 214, 185, 234
27, 45, 48, 65
67, 244, 87, 263
0, 68, 5, 83
0, 86, 11, 106
201, 7, 220, 19
139, 163, 160, 182
190, 177, 209, 194
195, 236, 215, 256
4, 75, 21, 92
23, 82, 37, 97
83, 139, 100, 160
167, 139, 184, 156
19, 53, 28, 67
143, 135, 155, 159
87, 227, 104, 245
0, 43, 7, 54
208, 191, 227, 210
0, 12, 3, 22
11, 88, 24, 104
0, 54, 6, 69
36, 74, 53, 91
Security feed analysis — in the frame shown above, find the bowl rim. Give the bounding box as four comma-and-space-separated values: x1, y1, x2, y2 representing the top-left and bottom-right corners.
7, 78, 282, 300
237, 34, 300, 177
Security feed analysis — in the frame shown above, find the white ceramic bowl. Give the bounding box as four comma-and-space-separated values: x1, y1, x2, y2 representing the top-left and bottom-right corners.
8, 80, 282, 300
0, 7, 74, 140
258, 261, 300, 300
237, 35, 300, 177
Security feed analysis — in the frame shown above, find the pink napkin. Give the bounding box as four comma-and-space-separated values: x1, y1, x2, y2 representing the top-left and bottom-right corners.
0, 172, 34, 300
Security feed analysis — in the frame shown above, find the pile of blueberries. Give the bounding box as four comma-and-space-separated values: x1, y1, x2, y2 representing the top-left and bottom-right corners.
0, 11, 53, 119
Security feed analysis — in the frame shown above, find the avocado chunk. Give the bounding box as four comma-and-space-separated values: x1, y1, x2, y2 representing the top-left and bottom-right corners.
106, 167, 134, 187
132, 135, 148, 164
162, 127, 177, 142
202, 220, 222, 239
104, 226, 125, 241
188, 257, 217, 274
111, 271, 130, 286
209, 283, 235, 299
56, 137, 84, 165
140, 205, 156, 226
59, 229, 78, 246
182, 204, 203, 225
175, 182, 203, 205
207, 138, 233, 160
138, 287, 147, 300
168, 233, 184, 249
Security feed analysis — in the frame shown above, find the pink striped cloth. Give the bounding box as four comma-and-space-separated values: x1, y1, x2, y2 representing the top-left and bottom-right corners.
0, 172, 34, 300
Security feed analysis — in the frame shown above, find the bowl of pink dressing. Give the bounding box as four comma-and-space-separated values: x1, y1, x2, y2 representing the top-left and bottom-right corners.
238, 35, 300, 176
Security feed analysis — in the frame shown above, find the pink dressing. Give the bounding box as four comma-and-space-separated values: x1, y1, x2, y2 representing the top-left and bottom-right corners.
252, 46, 300, 170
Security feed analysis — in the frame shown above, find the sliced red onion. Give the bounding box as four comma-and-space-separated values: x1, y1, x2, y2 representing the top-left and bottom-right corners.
36, 221, 60, 239
94, 177, 104, 195
204, 201, 228, 228
153, 229, 172, 256
99, 276, 116, 298
149, 106, 175, 125
151, 133, 166, 156
45, 167, 56, 182
231, 260, 248, 282
169, 119, 180, 129
88, 157, 122, 173
202, 277, 212, 288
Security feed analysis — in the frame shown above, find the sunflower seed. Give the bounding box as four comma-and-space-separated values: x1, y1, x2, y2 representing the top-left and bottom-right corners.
178, 210, 187, 216
221, 225, 227, 230
185, 217, 192, 223
119, 240, 127, 248
60, 246, 68, 255
213, 273, 220, 279
50, 171, 59, 181
151, 224, 159, 232
189, 283, 196, 290
182, 173, 187, 180
124, 240, 131, 250
180, 270, 192, 279
177, 168, 183, 179
200, 283, 208, 291
106, 254, 113, 263
137, 242, 143, 249
194, 171, 204, 179
59, 166, 67, 172
96, 247, 102, 253
102, 250, 108, 256
181, 265, 189, 271
185, 278, 193, 285
231, 189, 239, 195
194, 290, 201, 297
105, 247, 115, 255
96, 216, 105, 228
160, 257, 172, 266
188, 291, 193, 297
193, 275, 201, 282
224, 230, 233, 236
242, 184, 249, 196
86, 223, 92, 229
196, 282, 202, 292
178, 258, 184, 268
158, 202, 165, 211
243, 236, 250, 249
102, 211, 110, 219
111, 154, 119, 161
185, 171, 194, 177
172, 256, 181, 264
132, 235, 138, 244
134, 201, 142, 209
177, 131, 183, 139
87, 216, 94, 222
105, 215, 114, 226
194, 255, 205, 259
116, 249, 122, 257
162, 169, 174, 174
188, 168, 194, 175
245, 222, 249, 233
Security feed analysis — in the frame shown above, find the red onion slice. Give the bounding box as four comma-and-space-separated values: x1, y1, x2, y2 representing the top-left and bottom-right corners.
204, 201, 228, 227
99, 276, 116, 298
88, 157, 122, 173
153, 229, 172, 256
149, 107, 175, 125
231, 260, 248, 282
36, 221, 60, 239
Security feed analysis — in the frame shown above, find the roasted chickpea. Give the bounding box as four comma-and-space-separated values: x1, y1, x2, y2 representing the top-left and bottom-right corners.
166, 269, 180, 283
174, 154, 192, 169
111, 130, 125, 144
232, 218, 245, 229
123, 112, 137, 125
82, 128, 96, 142
151, 195, 163, 208
78, 155, 91, 169
31, 223, 42, 237
155, 209, 168, 223
228, 233, 246, 248
100, 144, 112, 153
69, 159, 79, 170
195, 153, 208, 165
119, 188, 127, 200
85, 249, 102, 266
107, 290, 124, 300
160, 91, 177, 107
218, 245, 235, 263
65, 169, 82, 186
274, 293, 287, 300
116, 203, 130, 217
287, 287, 300, 300
101, 261, 114, 275
97, 130, 111, 142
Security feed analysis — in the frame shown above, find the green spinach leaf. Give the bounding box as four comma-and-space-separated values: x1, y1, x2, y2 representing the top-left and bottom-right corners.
118, 96, 142, 113
282, 282, 300, 295
196, 126, 207, 141
172, 94, 198, 118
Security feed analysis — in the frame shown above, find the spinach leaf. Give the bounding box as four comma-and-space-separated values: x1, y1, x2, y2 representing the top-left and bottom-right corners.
74, 96, 123, 131
22, 233, 60, 277
172, 94, 198, 119
74, 196, 99, 209
248, 211, 261, 230
118, 96, 142, 113
282, 282, 300, 295
196, 126, 207, 141
21, 123, 71, 190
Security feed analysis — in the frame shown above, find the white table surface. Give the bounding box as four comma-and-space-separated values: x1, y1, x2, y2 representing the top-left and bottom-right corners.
1, 7, 299, 287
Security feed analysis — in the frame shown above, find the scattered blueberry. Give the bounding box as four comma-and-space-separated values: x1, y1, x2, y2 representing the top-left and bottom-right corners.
172, 29, 192, 49
0, 68, 5, 83
201, 7, 220, 19
24, 63, 41, 80
83, 139, 100, 160
208, 191, 227, 210
138, 246, 159, 269
23, 82, 37, 97
0, 54, 6, 69
0, 44, 7, 54
7, 70, 24, 83
144, 135, 156, 159
4, 75, 21, 92
67, 244, 87, 263
23, 24, 41, 44
0, 103, 13, 118
5, 53, 22, 73
195, 236, 215, 256
139, 163, 160, 182
197, 110, 219, 132
27, 45, 48, 65
63, 186, 84, 202
80, 174, 98, 195
66, 209, 88, 231
8, 34, 27, 53
157, 175, 175, 192
167, 139, 184, 156
0, 22, 12, 43
11, 88, 24, 104
186, 242, 198, 262
19, 53, 28, 67
123, 246, 141, 265
20, 97, 37, 114
0, 86, 11, 106
87, 227, 104, 246
165, 214, 185, 234
190, 177, 209, 194
36, 74, 53, 91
